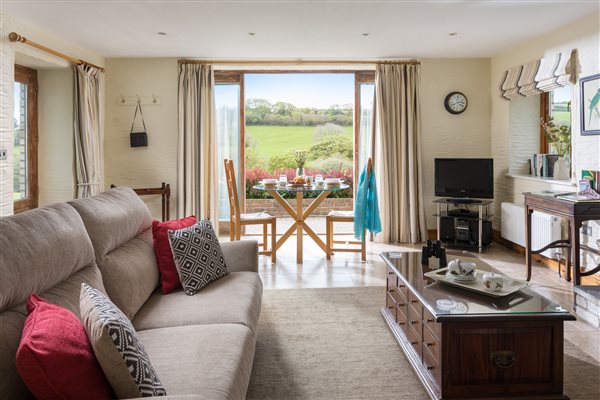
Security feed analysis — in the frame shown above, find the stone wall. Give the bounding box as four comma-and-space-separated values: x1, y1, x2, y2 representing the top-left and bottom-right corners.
246, 197, 353, 217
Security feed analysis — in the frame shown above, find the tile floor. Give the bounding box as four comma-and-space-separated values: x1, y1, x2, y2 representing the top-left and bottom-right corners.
222, 225, 600, 363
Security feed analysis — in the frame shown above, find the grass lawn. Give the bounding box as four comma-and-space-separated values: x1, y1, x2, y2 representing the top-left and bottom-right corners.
552, 111, 571, 124
246, 125, 352, 162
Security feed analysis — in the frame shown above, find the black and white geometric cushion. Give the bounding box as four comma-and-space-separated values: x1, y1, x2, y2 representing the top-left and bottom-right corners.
80, 284, 167, 398
168, 219, 229, 296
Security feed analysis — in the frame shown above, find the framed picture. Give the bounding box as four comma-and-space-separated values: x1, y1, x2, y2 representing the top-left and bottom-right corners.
580, 73, 600, 135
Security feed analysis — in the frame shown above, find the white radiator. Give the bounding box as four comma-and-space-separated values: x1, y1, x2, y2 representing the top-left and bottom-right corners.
501, 202, 562, 258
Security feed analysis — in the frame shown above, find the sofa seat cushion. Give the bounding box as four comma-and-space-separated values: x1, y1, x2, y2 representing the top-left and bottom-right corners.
133, 272, 262, 333
137, 324, 255, 400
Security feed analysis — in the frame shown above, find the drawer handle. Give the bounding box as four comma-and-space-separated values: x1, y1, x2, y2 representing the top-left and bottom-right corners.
398, 322, 406, 325
426, 318, 435, 323
398, 303, 406, 307
410, 320, 418, 325
426, 342, 434, 347
491, 351, 516, 369
411, 300, 419, 304
398, 284, 406, 288
410, 341, 418, 345
426, 365, 434, 371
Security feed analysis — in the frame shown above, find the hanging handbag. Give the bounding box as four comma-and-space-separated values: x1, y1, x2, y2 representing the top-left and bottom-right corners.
130, 103, 148, 147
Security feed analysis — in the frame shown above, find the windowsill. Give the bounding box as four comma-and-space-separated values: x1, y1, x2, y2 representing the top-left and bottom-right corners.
506, 174, 576, 187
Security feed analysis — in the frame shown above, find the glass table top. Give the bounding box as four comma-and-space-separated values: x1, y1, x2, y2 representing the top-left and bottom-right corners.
252, 183, 350, 193
382, 251, 574, 320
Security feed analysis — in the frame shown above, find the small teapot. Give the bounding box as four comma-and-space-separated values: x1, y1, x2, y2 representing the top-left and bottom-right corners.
447, 259, 476, 277
483, 272, 504, 292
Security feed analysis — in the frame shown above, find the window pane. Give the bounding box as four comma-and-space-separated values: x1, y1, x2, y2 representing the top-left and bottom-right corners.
358, 83, 375, 171
13, 82, 27, 200
216, 84, 241, 220
547, 86, 571, 155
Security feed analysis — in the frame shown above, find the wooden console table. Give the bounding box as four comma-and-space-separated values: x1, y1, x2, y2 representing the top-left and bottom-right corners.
381, 251, 574, 400
524, 193, 600, 285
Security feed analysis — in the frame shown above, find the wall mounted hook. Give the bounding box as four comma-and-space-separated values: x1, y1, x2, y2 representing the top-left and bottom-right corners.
152, 94, 158, 104
120, 95, 126, 104
136, 94, 141, 104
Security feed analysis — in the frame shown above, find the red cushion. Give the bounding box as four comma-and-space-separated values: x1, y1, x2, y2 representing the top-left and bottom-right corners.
152, 216, 197, 294
16, 294, 113, 400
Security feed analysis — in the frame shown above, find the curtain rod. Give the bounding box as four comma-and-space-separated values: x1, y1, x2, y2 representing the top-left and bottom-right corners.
8, 32, 105, 72
178, 59, 420, 66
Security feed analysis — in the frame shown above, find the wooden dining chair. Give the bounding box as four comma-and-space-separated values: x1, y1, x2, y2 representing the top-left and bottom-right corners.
326, 158, 371, 261
224, 159, 276, 262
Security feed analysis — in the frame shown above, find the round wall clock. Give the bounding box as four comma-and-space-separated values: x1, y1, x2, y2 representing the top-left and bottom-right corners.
444, 91, 468, 114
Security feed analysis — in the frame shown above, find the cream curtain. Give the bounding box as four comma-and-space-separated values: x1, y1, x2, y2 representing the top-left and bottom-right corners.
374, 64, 427, 244
177, 63, 218, 224
74, 64, 103, 198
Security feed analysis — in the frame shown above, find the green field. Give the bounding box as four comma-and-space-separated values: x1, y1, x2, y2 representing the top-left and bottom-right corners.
246, 125, 352, 161
552, 111, 571, 124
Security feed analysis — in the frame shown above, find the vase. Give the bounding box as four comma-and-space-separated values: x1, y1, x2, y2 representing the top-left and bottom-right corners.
296, 167, 304, 177
553, 157, 570, 180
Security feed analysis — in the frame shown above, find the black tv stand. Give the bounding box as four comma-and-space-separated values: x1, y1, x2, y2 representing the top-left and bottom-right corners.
448, 198, 481, 205
433, 198, 493, 253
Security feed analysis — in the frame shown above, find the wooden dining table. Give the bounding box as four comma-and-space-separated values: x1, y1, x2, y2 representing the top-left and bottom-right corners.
253, 183, 350, 263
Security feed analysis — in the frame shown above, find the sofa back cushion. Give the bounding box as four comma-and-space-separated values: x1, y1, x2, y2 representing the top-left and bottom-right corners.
0, 204, 104, 399
69, 187, 159, 319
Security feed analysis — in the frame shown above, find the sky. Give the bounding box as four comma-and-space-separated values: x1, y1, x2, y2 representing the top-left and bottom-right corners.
245, 73, 354, 108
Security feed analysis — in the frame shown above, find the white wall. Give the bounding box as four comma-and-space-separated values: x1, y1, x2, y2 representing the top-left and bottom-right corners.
420, 58, 491, 228
491, 12, 600, 266
0, 13, 105, 215
104, 58, 178, 219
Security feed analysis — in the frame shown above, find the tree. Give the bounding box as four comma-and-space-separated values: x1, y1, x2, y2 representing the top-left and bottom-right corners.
308, 135, 353, 161
272, 101, 296, 116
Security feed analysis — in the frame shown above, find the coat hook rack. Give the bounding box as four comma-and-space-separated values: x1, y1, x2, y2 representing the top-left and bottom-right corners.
117, 94, 161, 106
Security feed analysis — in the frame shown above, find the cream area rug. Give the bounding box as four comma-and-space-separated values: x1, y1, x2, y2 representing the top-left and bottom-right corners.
246, 287, 600, 400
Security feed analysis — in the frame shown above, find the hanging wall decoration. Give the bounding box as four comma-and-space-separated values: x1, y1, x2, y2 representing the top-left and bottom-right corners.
580, 73, 600, 136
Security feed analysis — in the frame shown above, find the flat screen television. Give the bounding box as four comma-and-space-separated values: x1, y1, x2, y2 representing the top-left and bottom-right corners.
435, 158, 494, 199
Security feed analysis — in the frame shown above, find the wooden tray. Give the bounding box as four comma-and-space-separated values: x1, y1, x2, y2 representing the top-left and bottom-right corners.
424, 267, 529, 298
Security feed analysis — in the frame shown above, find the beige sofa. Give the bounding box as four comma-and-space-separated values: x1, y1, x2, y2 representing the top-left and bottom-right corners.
0, 187, 262, 399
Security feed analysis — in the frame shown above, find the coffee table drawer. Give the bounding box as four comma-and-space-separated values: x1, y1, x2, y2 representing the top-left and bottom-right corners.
407, 323, 423, 360
386, 293, 396, 319
387, 268, 397, 292
397, 281, 409, 300
423, 324, 441, 365
423, 344, 441, 387
423, 307, 441, 339
408, 291, 423, 318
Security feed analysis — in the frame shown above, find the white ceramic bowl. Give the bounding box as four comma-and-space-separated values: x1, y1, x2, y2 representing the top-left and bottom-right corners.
262, 179, 278, 184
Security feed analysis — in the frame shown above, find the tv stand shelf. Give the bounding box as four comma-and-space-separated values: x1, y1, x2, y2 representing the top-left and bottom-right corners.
434, 198, 493, 253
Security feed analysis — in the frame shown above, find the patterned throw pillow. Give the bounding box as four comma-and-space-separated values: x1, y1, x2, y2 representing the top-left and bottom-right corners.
167, 219, 229, 295
80, 284, 167, 398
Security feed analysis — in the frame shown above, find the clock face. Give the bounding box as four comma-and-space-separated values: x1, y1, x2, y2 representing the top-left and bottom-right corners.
444, 92, 468, 114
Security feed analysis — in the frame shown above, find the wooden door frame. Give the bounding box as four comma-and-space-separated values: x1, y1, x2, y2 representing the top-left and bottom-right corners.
13, 64, 38, 213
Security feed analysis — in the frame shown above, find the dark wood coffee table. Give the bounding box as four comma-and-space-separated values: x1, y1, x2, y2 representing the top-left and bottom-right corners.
381, 251, 575, 400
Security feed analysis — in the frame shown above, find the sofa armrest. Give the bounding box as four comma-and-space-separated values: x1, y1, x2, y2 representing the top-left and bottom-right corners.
220, 240, 259, 273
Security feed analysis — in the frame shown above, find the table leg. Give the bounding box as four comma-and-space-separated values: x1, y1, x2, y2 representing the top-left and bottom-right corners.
565, 220, 572, 282
570, 219, 582, 285
525, 205, 533, 281
296, 192, 303, 264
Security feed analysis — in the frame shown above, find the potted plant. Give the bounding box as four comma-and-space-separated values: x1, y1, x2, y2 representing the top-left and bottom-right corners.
540, 117, 571, 179
294, 150, 308, 177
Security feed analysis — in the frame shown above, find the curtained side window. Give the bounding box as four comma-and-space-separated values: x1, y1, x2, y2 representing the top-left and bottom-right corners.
13, 64, 38, 213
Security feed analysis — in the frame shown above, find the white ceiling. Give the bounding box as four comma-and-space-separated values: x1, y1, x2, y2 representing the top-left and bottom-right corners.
4, 0, 599, 59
